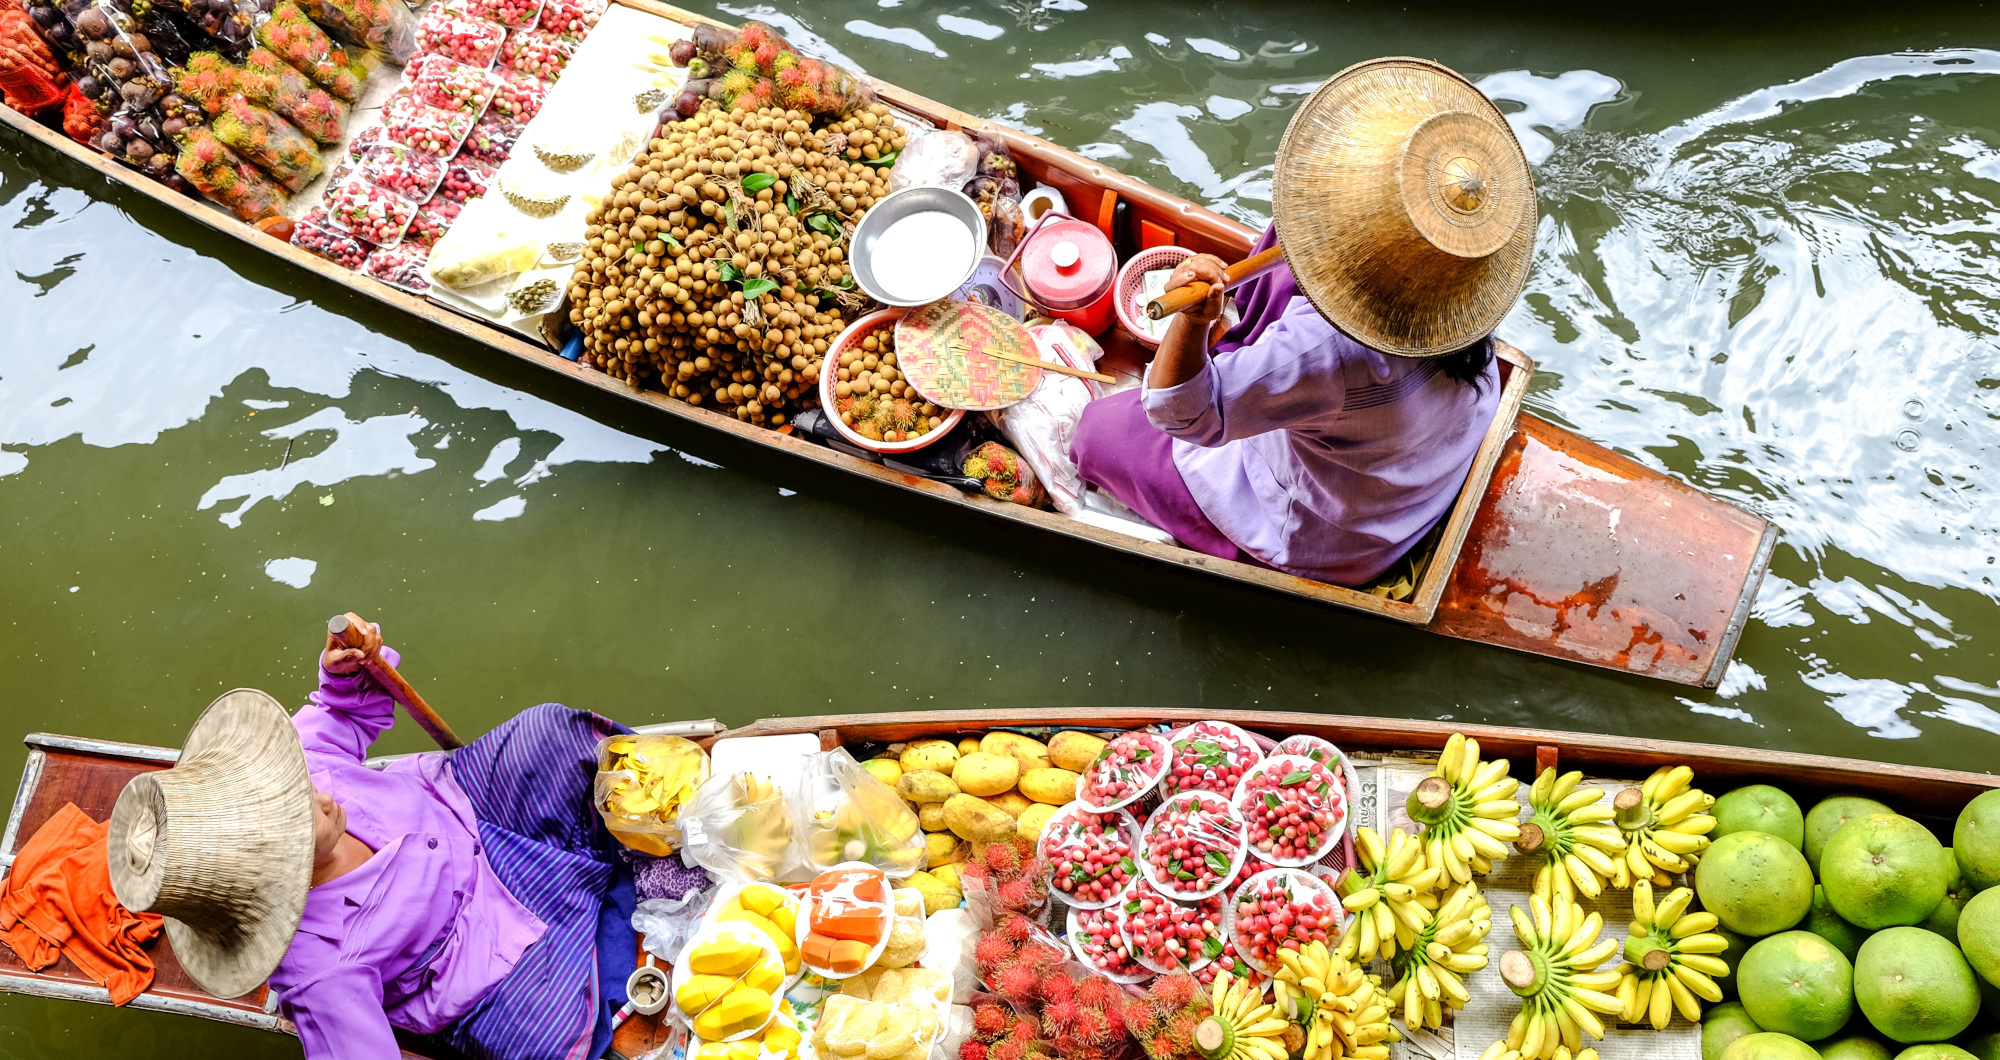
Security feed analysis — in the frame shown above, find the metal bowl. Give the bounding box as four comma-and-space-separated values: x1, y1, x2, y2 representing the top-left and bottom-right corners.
849, 186, 987, 307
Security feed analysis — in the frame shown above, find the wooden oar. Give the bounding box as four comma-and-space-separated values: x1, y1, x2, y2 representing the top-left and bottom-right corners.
950, 341, 1116, 384
327, 614, 463, 749
1145, 245, 1288, 320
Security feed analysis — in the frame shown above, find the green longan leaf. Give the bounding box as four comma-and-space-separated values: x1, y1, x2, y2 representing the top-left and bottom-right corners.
1125, 899, 1142, 915
785, 192, 800, 213
742, 172, 776, 192
719, 262, 742, 283
665, 233, 683, 250
860, 148, 899, 168
808, 213, 840, 238
1202, 937, 1224, 959
741, 277, 778, 299
1204, 850, 1229, 874
1281, 771, 1311, 786
1264, 792, 1280, 810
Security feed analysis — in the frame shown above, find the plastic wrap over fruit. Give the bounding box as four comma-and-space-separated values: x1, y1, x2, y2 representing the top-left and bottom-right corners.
676, 772, 797, 884
669, 20, 874, 120
792, 748, 924, 879
594, 732, 711, 857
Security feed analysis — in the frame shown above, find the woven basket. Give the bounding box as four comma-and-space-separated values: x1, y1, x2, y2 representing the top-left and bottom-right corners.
1114, 245, 1194, 349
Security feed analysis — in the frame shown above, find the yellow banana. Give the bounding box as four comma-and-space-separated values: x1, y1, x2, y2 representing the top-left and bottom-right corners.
1381, 881, 1490, 1031
1496, 874, 1623, 1060
1519, 768, 1628, 899
1615, 879, 1729, 1029
1610, 767, 1715, 888
1407, 733, 1521, 884
1335, 826, 1444, 962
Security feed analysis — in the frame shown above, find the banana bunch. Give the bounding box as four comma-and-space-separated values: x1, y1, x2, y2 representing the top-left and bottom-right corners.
1194, 974, 1290, 1060
1608, 767, 1715, 889
1517, 769, 1627, 900
1494, 879, 1624, 1060
1406, 733, 1522, 884
1380, 882, 1491, 1031
1616, 880, 1731, 1029
1274, 941, 1400, 1060
1477, 1043, 1599, 1060
1336, 826, 1445, 962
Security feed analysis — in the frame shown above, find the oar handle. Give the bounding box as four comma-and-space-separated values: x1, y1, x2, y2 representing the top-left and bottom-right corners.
328, 614, 463, 750
1145, 246, 1288, 320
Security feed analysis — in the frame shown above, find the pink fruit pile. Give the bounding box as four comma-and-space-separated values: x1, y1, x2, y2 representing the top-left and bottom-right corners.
1161, 721, 1262, 798
1077, 731, 1168, 811
1040, 807, 1137, 907
1138, 792, 1244, 899
1069, 905, 1144, 980
1121, 881, 1223, 973
327, 176, 417, 245
1230, 869, 1340, 971
1235, 755, 1344, 864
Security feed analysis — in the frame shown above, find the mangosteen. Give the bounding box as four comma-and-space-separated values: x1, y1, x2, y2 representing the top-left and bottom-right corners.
126, 139, 153, 161
124, 32, 148, 53
30, 5, 59, 25
146, 153, 173, 176
85, 39, 110, 60
161, 116, 185, 137
106, 55, 130, 78
73, 6, 111, 38
76, 75, 103, 98
97, 129, 123, 152
159, 91, 182, 110
111, 37, 134, 58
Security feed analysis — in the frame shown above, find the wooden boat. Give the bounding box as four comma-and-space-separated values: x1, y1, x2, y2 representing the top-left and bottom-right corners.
5, 710, 1995, 1056
0, 0, 1775, 687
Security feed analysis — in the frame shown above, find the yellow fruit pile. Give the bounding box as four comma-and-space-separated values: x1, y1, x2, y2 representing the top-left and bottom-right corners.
596, 733, 710, 857
874, 730, 1103, 858
813, 967, 950, 1060
713, 882, 800, 974
677, 922, 787, 1042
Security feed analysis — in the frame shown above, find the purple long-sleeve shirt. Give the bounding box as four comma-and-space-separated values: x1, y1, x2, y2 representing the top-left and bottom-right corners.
1140, 228, 1500, 585
269, 650, 546, 1060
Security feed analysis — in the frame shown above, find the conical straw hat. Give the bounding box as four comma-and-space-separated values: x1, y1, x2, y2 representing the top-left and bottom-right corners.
1272, 57, 1536, 358
107, 688, 314, 1000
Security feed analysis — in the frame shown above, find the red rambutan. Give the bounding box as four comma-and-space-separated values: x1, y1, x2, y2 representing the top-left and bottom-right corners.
1124, 999, 1162, 1037
960, 1042, 991, 1060
1007, 1018, 1039, 1043
984, 839, 1024, 876
1020, 942, 1065, 976
1150, 974, 1197, 1011
1043, 997, 1083, 1033
991, 1041, 1027, 1060
998, 879, 1033, 907
1147, 1034, 1179, 1060
753, 40, 778, 70
1165, 1014, 1198, 1047
997, 916, 1035, 944
998, 963, 1040, 1005
974, 934, 1015, 976
1040, 974, 1076, 1006
1053, 1032, 1083, 1056
972, 1003, 1009, 1039
1075, 975, 1117, 1010
739, 22, 769, 46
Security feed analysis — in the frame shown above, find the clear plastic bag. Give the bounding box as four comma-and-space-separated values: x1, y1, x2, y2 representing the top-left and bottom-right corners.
291, 207, 369, 266
486, 64, 543, 123
174, 125, 286, 220
1227, 866, 1342, 975
310, 0, 415, 62
356, 140, 445, 202
462, 0, 541, 31
1231, 753, 1346, 868
454, 109, 519, 166
327, 170, 418, 245
676, 771, 796, 884
96, 101, 176, 173
437, 158, 493, 203
1160, 720, 1264, 799
1137, 790, 1248, 901
405, 53, 495, 115
361, 240, 433, 293
414, 2, 502, 67
157, 0, 263, 59
210, 93, 321, 191
886, 127, 976, 194
239, 48, 349, 144
992, 322, 1104, 516
791, 748, 924, 879
669, 21, 874, 119
1122, 878, 1225, 975
258, 2, 371, 102
496, 27, 573, 80
593, 733, 710, 858
535, 0, 601, 35
635, 888, 715, 963
1075, 730, 1170, 813
67, 1, 174, 110
406, 191, 461, 248
380, 92, 473, 157
1036, 804, 1138, 909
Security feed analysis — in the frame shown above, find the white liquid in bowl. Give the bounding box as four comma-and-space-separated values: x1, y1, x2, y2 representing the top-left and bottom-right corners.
870, 211, 976, 302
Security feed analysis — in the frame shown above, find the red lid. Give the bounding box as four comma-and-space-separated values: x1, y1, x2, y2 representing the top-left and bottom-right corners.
1019, 216, 1116, 310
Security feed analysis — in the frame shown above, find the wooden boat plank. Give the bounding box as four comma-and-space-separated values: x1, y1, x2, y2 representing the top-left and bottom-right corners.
729, 709, 1999, 819
1425, 415, 1776, 687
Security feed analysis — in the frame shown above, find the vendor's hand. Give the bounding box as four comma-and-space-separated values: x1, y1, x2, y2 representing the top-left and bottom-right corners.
321, 613, 381, 675
1166, 253, 1229, 325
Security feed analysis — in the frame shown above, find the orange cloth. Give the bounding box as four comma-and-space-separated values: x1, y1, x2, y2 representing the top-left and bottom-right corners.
0, 802, 164, 1005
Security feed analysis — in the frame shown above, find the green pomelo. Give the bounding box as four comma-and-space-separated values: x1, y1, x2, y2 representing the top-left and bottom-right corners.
1921, 853, 1972, 947
1960, 790, 2000, 893
1959, 887, 2000, 989
1810, 796, 1895, 876
1705, 1002, 1767, 1060
1855, 927, 1981, 1043
1741, 930, 1858, 1041
1716, 926, 1755, 1000
1962, 1032, 2000, 1060
1719, 785, 1809, 849
1723, 1032, 1825, 1060
1889, 1046, 1977, 1060
1810, 883, 1877, 963
1700, 830, 1817, 937
1820, 1035, 1894, 1060
1823, 815, 1950, 929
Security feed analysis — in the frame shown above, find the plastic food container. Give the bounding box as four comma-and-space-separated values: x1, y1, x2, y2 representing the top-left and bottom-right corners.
1122, 878, 1224, 975
1274, 735, 1344, 770
669, 920, 784, 1041
1065, 902, 1148, 983
1231, 754, 1347, 868
1007, 211, 1117, 335
794, 863, 893, 979
326, 173, 419, 246
1227, 866, 1344, 975
1161, 721, 1264, 799
1115, 244, 1193, 348
361, 241, 433, 294
1137, 790, 1248, 901
1037, 803, 1139, 909
1075, 730, 1170, 813
818, 308, 964, 454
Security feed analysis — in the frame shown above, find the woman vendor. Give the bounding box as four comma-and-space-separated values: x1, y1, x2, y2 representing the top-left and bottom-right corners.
1071, 58, 1537, 587
107, 617, 639, 1060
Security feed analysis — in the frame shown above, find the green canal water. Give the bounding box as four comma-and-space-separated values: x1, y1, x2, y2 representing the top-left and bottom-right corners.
5, 0, 2000, 1053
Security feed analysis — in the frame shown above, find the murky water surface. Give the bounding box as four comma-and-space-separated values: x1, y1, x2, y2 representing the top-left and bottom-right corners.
5, 0, 2000, 1053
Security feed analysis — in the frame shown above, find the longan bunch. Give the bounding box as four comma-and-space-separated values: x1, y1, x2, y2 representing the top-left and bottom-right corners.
566, 100, 910, 429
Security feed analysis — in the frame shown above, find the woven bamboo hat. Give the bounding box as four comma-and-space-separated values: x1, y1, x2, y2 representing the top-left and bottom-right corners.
107, 688, 315, 1000
1272, 56, 1536, 358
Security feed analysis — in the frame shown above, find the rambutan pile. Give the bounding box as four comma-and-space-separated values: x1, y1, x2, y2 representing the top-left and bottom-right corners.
960, 836, 1051, 918
970, 912, 1134, 1060
1121, 973, 1213, 1060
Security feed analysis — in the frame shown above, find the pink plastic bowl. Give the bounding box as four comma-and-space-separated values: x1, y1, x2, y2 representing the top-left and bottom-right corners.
1115, 245, 1195, 348
819, 308, 966, 454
